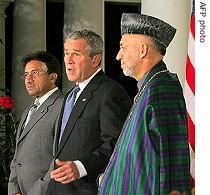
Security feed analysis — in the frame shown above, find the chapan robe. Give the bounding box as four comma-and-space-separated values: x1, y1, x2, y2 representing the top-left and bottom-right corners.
98, 61, 190, 195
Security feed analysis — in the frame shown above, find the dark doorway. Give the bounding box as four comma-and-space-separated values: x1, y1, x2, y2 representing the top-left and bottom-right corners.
5, 2, 64, 92
104, 2, 141, 100
5, 3, 14, 95
46, 1, 64, 89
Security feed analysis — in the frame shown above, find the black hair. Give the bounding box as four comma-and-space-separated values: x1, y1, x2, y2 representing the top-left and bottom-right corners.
152, 39, 166, 56
21, 51, 61, 86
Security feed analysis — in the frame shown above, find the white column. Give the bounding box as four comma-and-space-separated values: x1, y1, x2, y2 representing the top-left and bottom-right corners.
63, 0, 103, 93
11, 0, 46, 119
141, 0, 192, 86
0, 0, 12, 94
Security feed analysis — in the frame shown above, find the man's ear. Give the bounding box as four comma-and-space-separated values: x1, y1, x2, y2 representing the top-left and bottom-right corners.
91, 54, 102, 68
49, 73, 58, 84
139, 43, 148, 59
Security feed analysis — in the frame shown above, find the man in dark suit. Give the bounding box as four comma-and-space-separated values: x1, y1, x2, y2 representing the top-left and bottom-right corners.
8, 51, 64, 195
46, 29, 132, 195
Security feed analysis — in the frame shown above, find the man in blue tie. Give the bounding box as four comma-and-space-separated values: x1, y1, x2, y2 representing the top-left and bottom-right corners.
46, 29, 132, 195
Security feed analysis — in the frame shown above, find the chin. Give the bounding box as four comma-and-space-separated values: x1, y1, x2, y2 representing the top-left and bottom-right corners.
67, 76, 75, 81
67, 74, 74, 81
27, 90, 34, 96
123, 70, 133, 78
29, 93, 36, 97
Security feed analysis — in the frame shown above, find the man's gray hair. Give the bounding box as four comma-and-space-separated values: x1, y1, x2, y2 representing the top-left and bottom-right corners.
65, 29, 103, 57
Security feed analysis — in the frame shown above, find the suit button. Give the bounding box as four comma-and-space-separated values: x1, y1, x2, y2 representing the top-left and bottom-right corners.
17, 163, 22, 167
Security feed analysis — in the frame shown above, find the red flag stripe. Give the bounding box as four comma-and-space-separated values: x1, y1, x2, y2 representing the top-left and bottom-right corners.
190, 15, 195, 39
186, 56, 195, 94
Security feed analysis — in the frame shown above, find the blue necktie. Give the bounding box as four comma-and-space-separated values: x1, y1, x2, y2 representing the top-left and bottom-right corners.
59, 85, 80, 143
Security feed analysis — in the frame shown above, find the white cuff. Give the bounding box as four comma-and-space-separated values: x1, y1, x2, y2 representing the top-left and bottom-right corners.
74, 160, 87, 179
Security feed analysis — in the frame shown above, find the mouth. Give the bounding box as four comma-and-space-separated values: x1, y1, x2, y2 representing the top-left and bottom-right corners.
26, 85, 34, 91
67, 68, 75, 72
120, 63, 125, 69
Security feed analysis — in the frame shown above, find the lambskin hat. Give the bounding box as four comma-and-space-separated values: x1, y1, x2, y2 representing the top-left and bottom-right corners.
121, 13, 176, 48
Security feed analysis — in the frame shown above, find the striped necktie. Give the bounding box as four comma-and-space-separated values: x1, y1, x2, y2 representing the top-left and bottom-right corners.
24, 101, 40, 126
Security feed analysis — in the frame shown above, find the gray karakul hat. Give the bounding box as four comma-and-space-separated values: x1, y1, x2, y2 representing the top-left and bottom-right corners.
121, 13, 176, 48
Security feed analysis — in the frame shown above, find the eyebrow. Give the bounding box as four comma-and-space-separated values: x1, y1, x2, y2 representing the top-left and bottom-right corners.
24, 69, 42, 73
64, 48, 82, 52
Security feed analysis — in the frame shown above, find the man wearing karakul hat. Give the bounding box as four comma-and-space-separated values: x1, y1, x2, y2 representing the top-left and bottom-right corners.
98, 13, 191, 194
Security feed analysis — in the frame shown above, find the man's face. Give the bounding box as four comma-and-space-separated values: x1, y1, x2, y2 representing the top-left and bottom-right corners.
64, 38, 97, 83
23, 60, 54, 98
116, 34, 143, 79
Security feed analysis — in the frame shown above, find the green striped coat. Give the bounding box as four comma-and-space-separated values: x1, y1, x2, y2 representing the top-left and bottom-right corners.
99, 61, 190, 195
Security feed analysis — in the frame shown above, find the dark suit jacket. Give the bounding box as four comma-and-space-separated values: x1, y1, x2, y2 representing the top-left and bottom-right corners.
8, 90, 64, 195
47, 70, 132, 195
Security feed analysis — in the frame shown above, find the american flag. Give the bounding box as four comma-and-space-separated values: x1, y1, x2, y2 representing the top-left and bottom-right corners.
184, 0, 195, 188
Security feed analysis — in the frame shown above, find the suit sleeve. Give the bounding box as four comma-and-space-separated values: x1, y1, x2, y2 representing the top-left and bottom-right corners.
27, 114, 60, 195
81, 85, 131, 182
27, 160, 54, 195
8, 150, 21, 195
8, 112, 28, 195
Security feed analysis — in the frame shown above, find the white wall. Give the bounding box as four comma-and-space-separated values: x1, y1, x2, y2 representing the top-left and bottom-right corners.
141, 0, 192, 87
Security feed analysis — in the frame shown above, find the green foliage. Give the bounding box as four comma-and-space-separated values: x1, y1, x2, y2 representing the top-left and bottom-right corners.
0, 91, 17, 194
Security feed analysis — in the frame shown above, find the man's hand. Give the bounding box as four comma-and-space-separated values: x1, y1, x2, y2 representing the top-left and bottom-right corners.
50, 159, 80, 184
98, 174, 103, 186
14, 193, 21, 195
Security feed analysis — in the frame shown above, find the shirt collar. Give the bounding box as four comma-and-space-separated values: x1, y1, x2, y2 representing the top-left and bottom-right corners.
35, 87, 58, 108
137, 71, 149, 92
78, 68, 101, 91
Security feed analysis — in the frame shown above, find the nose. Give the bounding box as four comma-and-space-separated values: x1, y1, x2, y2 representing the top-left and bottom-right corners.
25, 76, 33, 84
116, 49, 122, 61
64, 53, 73, 64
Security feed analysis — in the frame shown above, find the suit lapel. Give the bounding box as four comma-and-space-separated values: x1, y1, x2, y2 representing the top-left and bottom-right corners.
18, 106, 47, 142
16, 110, 29, 140
18, 90, 62, 143
55, 70, 104, 157
54, 89, 73, 153
56, 92, 91, 155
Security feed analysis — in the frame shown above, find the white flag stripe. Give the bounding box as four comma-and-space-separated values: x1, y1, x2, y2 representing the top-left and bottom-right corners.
187, 31, 195, 69
184, 80, 195, 123
189, 144, 195, 179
